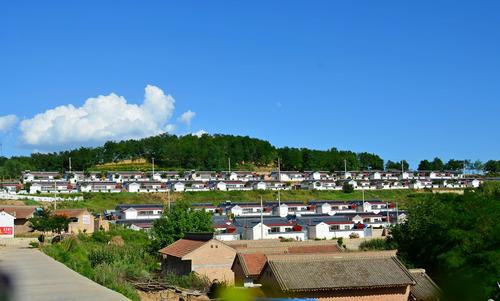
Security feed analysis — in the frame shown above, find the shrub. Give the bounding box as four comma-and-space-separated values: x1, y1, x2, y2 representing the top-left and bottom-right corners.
359, 238, 396, 251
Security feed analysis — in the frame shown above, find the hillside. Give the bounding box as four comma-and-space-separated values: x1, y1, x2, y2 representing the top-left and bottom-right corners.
0, 133, 387, 178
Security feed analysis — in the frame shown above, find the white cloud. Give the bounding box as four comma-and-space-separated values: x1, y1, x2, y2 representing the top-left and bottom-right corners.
179, 110, 196, 127
19, 85, 178, 149
192, 130, 208, 137
0, 115, 18, 132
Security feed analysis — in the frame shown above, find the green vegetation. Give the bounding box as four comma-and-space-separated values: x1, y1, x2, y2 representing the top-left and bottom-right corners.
390, 182, 500, 301
149, 201, 213, 251
43, 226, 156, 301
359, 238, 396, 251
1, 133, 388, 177
55, 189, 427, 213
29, 208, 69, 234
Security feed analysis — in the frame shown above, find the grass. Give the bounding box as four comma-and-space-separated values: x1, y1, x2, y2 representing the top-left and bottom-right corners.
55, 189, 431, 213
42, 226, 156, 301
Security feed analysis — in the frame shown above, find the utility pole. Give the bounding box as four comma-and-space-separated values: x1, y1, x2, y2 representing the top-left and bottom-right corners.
228, 157, 231, 174
277, 157, 281, 182
344, 159, 347, 176
396, 202, 399, 224
69, 157, 72, 174
401, 160, 404, 173
278, 190, 281, 206
167, 189, 171, 212
54, 181, 57, 210
152, 158, 155, 178
260, 196, 264, 240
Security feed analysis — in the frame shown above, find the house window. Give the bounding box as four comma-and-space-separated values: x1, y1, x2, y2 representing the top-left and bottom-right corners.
329, 225, 340, 231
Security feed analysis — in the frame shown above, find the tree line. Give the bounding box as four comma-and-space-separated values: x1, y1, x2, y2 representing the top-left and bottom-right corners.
0, 133, 497, 179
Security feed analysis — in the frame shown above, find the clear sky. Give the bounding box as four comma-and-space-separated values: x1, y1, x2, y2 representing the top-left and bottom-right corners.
0, 1, 499, 168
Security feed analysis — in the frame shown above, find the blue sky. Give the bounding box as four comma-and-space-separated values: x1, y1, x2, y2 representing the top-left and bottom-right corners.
0, 1, 499, 168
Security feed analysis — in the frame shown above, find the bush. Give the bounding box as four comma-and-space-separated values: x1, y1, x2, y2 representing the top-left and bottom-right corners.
342, 182, 354, 193
359, 238, 396, 251
29, 241, 39, 248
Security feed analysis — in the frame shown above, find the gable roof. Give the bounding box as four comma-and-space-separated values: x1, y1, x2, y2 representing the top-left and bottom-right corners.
263, 253, 414, 292
158, 239, 207, 258
0, 206, 37, 219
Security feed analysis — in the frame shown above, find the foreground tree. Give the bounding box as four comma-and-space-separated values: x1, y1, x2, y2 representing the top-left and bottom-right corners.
149, 201, 213, 252
391, 182, 500, 301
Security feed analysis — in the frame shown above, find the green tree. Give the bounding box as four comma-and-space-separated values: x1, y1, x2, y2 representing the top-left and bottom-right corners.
342, 182, 354, 193
484, 160, 500, 174
391, 182, 500, 301
149, 201, 213, 252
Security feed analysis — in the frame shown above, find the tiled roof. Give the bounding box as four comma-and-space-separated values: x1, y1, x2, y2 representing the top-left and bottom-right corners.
0, 206, 37, 219
54, 209, 89, 217
264, 253, 414, 292
238, 253, 268, 277
158, 239, 207, 258
409, 269, 441, 301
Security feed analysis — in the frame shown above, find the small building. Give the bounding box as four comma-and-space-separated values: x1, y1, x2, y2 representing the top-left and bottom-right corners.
0, 210, 15, 238
116, 204, 163, 220
158, 233, 236, 283
408, 269, 442, 301
54, 209, 95, 234
258, 252, 415, 301
0, 206, 37, 234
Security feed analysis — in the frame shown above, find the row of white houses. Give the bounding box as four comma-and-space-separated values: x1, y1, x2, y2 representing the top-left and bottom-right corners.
21, 169, 467, 184
1, 177, 483, 195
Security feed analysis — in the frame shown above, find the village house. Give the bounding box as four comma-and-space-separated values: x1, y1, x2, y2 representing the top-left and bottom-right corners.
77, 181, 121, 193
115, 204, 164, 220
0, 210, 15, 238
22, 171, 62, 183
258, 251, 416, 301
214, 181, 250, 191
54, 209, 95, 234
253, 181, 288, 190
0, 182, 21, 194
184, 181, 210, 192
270, 171, 305, 182
0, 206, 37, 234
223, 171, 259, 182
308, 218, 366, 239
190, 171, 218, 182
158, 233, 236, 283
107, 171, 145, 183
231, 240, 342, 287
169, 181, 186, 192
29, 181, 72, 194
241, 218, 306, 241
301, 180, 339, 191
228, 204, 272, 217
306, 171, 332, 181
125, 181, 167, 193
408, 269, 442, 301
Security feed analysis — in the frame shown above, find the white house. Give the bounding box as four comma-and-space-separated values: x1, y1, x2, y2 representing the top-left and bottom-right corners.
127, 182, 141, 193
0, 210, 15, 238
228, 205, 272, 217
29, 182, 71, 194
369, 172, 382, 180
409, 180, 425, 189
242, 222, 305, 241
78, 181, 120, 193
253, 181, 267, 190
468, 179, 481, 188
308, 221, 365, 239
270, 171, 305, 182
171, 182, 185, 192
316, 202, 333, 215
117, 205, 163, 220
0, 182, 19, 194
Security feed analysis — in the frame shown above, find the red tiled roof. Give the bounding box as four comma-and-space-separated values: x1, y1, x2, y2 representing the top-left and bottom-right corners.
158, 239, 206, 258
239, 253, 268, 277
54, 209, 89, 217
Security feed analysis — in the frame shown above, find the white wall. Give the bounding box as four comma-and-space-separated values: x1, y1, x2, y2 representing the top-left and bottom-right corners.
0, 211, 15, 238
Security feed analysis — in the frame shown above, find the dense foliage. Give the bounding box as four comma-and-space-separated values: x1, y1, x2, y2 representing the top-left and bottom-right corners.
1, 133, 386, 178
29, 208, 70, 234
391, 182, 500, 301
149, 201, 213, 252
43, 226, 156, 301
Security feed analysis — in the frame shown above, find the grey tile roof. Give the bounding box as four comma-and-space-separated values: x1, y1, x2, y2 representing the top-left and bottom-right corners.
409, 269, 442, 301
266, 255, 415, 292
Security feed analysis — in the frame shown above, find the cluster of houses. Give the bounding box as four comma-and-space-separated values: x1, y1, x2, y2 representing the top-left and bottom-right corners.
0, 206, 108, 238
0, 169, 483, 194
104, 200, 405, 242
158, 233, 441, 301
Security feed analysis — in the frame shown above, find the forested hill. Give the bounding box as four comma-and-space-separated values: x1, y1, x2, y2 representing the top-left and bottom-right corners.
0, 133, 387, 177
0, 133, 495, 178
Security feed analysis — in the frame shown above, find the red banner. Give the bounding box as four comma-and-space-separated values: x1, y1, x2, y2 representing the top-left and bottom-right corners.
0, 227, 13, 235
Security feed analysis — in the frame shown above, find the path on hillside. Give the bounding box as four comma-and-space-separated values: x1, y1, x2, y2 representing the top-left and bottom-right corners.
0, 242, 130, 301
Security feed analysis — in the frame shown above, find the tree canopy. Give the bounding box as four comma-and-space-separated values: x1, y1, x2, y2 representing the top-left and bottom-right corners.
149, 201, 213, 252
390, 182, 500, 301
